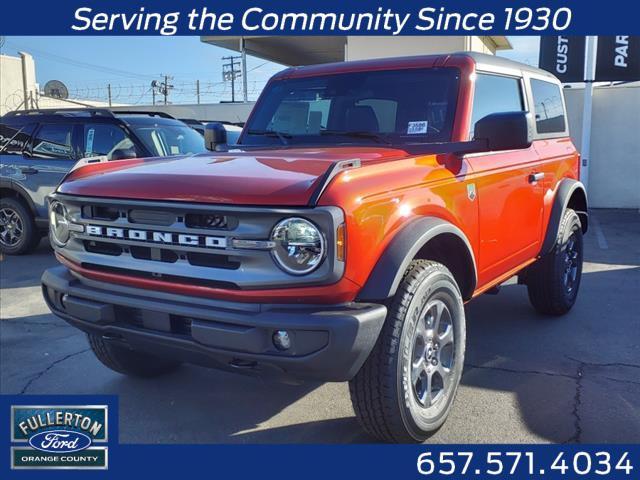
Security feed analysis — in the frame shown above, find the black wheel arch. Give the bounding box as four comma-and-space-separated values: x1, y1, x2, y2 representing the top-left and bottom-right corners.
356, 217, 477, 302
0, 179, 38, 216
540, 178, 588, 257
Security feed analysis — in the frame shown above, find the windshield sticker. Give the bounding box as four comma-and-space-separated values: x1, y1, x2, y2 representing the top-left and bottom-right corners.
407, 121, 428, 135
85, 128, 95, 156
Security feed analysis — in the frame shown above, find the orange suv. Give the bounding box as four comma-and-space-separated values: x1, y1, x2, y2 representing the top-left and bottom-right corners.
42, 52, 587, 442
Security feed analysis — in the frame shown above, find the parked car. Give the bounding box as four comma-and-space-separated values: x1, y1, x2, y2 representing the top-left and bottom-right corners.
0, 109, 207, 254
41, 53, 588, 442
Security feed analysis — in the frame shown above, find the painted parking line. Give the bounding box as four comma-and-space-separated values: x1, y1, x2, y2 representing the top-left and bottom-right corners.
590, 214, 609, 250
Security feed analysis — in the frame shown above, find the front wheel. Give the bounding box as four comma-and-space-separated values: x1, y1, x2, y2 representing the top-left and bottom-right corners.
0, 197, 39, 255
526, 208, 584, 316
88, 334, 181, 377
349, 260, 466, 443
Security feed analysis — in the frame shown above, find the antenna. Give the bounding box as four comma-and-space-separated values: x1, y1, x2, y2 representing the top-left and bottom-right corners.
43, 80, 69, 100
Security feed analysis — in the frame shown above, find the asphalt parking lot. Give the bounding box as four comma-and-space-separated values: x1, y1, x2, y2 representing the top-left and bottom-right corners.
1, 209, 638, 444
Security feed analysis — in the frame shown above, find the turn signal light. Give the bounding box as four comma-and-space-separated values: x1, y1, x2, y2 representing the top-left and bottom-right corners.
336, 223, 346, 262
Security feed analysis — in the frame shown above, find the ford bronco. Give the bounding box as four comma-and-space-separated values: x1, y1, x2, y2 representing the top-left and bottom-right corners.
41, 53, 588, 443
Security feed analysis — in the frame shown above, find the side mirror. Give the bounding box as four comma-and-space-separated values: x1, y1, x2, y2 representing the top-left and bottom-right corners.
473, 111, 533, 152
110, 148, 138, 160
204, 123, 227, 152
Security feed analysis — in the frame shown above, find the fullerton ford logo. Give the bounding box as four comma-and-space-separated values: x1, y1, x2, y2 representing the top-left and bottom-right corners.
85, 224, 227, 248
28, 430, 92, 453
11, 404, 109, 470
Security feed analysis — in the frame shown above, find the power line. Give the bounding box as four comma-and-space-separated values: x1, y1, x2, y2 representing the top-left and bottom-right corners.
4, 41, 159, 81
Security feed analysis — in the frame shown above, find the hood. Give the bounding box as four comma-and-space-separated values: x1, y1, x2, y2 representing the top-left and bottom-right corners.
57, 147, 408, 206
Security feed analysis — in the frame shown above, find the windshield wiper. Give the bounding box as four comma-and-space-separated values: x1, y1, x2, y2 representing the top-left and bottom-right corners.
246, 129, 291, 145
320, 130, 392, 145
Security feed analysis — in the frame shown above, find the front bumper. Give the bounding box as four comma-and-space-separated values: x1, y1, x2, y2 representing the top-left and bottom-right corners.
41, 266, 387, 382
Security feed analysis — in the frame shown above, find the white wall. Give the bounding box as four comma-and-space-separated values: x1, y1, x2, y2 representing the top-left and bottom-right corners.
564, 84, 640, 209
0, 53, 36, 115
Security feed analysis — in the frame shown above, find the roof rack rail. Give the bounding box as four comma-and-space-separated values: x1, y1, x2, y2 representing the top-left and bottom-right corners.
3, 108, 115, 117
111, 110, 175, 119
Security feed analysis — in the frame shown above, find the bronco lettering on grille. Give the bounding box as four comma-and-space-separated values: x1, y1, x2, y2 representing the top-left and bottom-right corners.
85, 225, 227, 249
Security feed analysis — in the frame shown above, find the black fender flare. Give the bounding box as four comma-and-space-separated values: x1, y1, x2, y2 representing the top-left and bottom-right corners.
0, 178, 38, 215
356, 217, 477, 302
540, 178, 588, 257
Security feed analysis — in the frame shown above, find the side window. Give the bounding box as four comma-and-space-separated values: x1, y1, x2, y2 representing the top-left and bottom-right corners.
83, 124, 128, 158
530, 79, 566, 134
32, 124, 74, 159
0, 122, 36, 155
470, 74, 524, 138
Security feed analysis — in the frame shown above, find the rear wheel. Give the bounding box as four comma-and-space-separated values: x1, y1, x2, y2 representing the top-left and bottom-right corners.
0, 197, 39, 255
88, 334, 181, 377
526, 208, 583, 315
349, 260, 466, 443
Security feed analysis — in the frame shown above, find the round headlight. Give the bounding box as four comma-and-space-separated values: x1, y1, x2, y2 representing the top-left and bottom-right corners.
49, 201, 70, 246
270, 218, 325, 275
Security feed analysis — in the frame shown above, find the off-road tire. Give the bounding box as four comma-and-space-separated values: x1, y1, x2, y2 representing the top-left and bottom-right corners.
0, 197, 39, 255
88, 334, 181, 377
526, 208, 583, 316
349, 260, 466, 443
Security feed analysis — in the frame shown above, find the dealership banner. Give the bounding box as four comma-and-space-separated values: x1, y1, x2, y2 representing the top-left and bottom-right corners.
0, 395, 638, 479
539, 36, 586, 82
1, 0, 640, 35
595, 36, 640, 81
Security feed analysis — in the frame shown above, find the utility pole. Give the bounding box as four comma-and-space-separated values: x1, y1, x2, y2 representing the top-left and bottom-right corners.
107, 84, 112, 107
196, 80, 200, 104
241, 37, 248, 102
163, 75, 169, 105
222, 55, 242, 103
151, 76, 173, 106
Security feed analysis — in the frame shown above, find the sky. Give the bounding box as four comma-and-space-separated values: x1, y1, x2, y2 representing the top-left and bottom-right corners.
0, 36, 540, 105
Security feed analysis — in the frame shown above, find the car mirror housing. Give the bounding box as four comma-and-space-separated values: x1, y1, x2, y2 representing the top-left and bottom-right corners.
204, 123, 228, 152
474, 111, 533, 152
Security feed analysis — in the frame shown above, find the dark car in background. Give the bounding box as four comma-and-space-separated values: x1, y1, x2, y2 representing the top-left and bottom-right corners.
0, 108, 207, 254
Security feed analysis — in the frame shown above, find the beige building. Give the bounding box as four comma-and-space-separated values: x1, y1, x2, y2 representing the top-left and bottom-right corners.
201, 35, 512, 66
1, 52, 120, 116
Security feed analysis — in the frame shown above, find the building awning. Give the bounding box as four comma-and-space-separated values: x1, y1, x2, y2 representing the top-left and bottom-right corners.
201, 35, 512, 66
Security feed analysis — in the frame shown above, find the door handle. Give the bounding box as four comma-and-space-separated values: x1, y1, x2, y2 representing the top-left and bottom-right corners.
20, 167, 39, 174
528, 172, 544, 183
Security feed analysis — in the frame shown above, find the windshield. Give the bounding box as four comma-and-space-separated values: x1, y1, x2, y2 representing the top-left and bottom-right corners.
132, 124, 206, 157
242, 67, 460, 147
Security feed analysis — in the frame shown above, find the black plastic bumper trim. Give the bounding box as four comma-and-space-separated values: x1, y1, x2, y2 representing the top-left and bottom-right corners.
41, 266, 387, 382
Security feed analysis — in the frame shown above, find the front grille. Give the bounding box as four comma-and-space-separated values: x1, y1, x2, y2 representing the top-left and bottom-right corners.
185, 213, 229, 230
129, 209, 176, 226
83, 240, 122, 256
56, 195, 343, 290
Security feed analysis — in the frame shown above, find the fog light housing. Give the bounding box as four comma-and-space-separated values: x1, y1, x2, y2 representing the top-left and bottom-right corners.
272, 330, 291, 351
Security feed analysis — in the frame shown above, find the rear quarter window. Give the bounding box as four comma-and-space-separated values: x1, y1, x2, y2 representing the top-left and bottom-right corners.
0, 122, 36, 155
530, 79, 566, 135
470, 74, 524, 139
